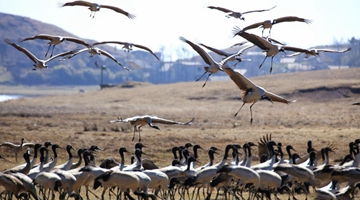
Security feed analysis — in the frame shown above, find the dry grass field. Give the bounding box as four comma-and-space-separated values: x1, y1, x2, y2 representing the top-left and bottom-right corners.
0, 68, 360, 199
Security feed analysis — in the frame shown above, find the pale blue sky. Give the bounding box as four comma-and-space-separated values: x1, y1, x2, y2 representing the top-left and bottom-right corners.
1, 0, 359, 60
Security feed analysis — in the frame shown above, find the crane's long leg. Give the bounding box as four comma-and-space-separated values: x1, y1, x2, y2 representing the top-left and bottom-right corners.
249, 102, 257, 124
232, 61, 240, 67
268, 29, 272, 38
234, 102, 246, 118
138, 126, 142, 142
270, 56, 274, 73
45, 44, 52, 57
50, 45, 56, 58
132, 126, 137, 141
196, 71, 208, 82
202, 74, 211, 88
259, 56, 268, 69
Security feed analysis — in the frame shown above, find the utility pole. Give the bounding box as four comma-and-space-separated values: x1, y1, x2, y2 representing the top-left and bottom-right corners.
95, 61, 106, 88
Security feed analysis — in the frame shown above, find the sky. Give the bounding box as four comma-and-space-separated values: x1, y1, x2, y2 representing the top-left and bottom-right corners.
1, 0, 359, 60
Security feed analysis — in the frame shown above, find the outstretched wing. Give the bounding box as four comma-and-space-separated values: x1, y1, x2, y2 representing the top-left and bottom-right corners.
97, 49, 129, 71
284, 52, 302, 57
150, 116, 195, 125
242, 5, 277, 15
316, 47, 351, 53
258, 133, 272, 159
200, 43, 230, 57
92, 41, 126, 46
241, 21, 266, 32
207, 6, 234, 13
220, 45, 255, 66
263, 91, 296, 104
101, 5, 136, 19
46, 49, 81, 62
58, 48, 88, 60
21, 34, 54, 42
179, 36, 215, 66
273, 16, 312, 24
233, 30, 270, 50
282, 46, 317, 56
132, 44, 160, 60
61, 1, 94, 7
5, 38, 38, 63
64, 37, 91, 48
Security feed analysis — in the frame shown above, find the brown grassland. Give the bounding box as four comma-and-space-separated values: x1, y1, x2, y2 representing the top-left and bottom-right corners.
0, 68, 360, 199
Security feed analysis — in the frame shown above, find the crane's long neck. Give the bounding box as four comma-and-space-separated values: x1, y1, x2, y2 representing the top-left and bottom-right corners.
67, 146, 73, 160
120, 150, 125, 171
74, 150, 83, 168
208, 150, 215, 166
286, 146, 293, 161
245, 146, 252, 168
172, 147, 178, 160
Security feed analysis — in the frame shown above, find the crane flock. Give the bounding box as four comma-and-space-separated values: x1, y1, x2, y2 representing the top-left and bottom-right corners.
0, 136, 359, 200
1, 1, 357, 200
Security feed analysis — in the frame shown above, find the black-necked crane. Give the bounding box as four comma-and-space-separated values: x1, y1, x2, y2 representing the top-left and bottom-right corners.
220, 65, 296, 123
4, 151, 31, 175
251, 141, 277, 171
240, 16, 311, 37
123, 149, 145, 172
199, 42, 254, 67
0, 137, 34, 162
27, 147, 47, 180
207, 5, 276, 21
92, 41, 160, 60
216, 164, 260, 199
33, 171, 63, 200
256, 169, 282, 200
59, 47, 130, 71
10, 171, 41, 200
52, 169, 78, 199
109, 147, 128, 172
142, 169, 169, 199
232, 30, 316, 73
110, 115, 195, 142
21, 34, 91, 57
179, 36, 224, 88
42, 144, 61, 172
93, 170, 142, 200
195, 148, 218, 172
54, 144, 75, 171
285, 47, 351, 58
4, 38, 78, 70
8, 143, 42, 172
180, 36, 249, 87
274, 163, 315, 200
0, 172, 25, 199
70, 148, 84, 170
43, 141, 53, 164
331, 167, 360, 197
61, 0, 136, 19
